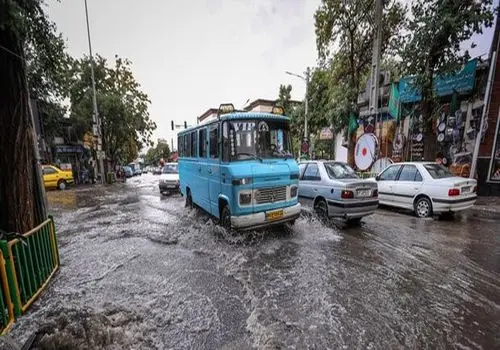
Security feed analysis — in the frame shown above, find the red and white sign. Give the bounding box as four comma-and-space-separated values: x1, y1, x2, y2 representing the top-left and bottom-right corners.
354, 133, 378, 171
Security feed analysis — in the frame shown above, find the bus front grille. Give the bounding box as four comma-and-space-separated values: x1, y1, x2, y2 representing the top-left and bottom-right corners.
255, 186, 287, 204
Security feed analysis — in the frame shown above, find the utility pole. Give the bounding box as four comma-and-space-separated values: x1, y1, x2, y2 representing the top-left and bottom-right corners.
368, 0, 383, 139
84, 0, 105, 184
470, 49, 497, 179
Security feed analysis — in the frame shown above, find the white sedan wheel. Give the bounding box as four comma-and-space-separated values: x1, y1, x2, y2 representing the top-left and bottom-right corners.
415, 197, 432, 218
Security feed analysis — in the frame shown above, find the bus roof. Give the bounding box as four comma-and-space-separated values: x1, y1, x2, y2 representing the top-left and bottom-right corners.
178, 112, 290, 135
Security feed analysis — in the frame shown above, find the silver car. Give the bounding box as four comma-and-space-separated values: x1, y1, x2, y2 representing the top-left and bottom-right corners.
298, 161, 379, 223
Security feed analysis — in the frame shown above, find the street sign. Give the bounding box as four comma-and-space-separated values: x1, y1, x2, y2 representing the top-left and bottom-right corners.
301, 140, 309, 154
319, 127, 333, 140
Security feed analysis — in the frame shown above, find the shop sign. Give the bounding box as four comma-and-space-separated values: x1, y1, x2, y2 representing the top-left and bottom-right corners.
55, 145, 84, 154
319, 127, 333, 140
399, 59, 477, 103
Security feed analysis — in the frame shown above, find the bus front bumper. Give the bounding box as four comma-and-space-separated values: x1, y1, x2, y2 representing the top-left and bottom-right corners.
231, 203, 301, 231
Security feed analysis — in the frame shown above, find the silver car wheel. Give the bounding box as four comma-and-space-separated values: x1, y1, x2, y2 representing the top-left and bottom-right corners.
415, 198, 431, 218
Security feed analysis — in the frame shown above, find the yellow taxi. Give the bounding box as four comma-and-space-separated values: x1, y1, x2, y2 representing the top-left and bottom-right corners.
41, 165, 74, 190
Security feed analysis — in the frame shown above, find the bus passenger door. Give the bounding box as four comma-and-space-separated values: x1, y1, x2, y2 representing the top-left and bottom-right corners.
208, 124, 221, 217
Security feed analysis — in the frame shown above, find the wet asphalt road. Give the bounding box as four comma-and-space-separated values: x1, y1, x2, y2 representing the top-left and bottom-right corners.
10, 174, 500, 349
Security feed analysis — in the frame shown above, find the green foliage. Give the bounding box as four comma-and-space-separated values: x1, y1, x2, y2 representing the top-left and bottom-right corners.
398, 0, 495, 123
277, 84, 303, 153
68, 54, 157, 165
11, 0, 72, 146
145, 143, 171, 165
314, 0, 406, 132
315, 0, 406, 71
400, 0, 495, 79
36, 99, 67, 142
306, 67, 333, 135
277, 84, 292, 112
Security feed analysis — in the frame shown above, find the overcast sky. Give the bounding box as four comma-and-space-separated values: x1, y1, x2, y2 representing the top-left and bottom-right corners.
46, 0, 495, 151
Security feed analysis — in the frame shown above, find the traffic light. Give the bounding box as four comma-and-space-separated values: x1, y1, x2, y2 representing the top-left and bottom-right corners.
184, 121, 187, 129
171, 121, 174, 130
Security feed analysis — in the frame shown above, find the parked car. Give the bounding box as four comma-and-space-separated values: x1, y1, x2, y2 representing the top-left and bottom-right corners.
122, 166, 134, 178
159, 163, 179, 195
376, 162, 477, 218
298, 161, 379, 223
128, 162, 142, 176
42, 165, 75, 190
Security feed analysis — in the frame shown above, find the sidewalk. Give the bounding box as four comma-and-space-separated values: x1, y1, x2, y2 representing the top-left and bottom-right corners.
470, 196, 500, 220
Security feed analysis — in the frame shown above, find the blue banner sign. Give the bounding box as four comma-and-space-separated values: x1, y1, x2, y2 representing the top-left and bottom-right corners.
399, 59, 477, 103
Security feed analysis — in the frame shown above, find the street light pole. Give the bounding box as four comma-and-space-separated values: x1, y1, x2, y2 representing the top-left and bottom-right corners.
286, 68, 310, 158
84, 0, 105, 184
304, 67, 310, 142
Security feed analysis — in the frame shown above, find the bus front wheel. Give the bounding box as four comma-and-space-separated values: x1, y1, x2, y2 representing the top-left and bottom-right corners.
220, 205, 231, 230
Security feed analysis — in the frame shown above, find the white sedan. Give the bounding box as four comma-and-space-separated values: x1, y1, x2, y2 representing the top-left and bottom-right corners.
159, 163, 180, 195
375, 162, 477, 218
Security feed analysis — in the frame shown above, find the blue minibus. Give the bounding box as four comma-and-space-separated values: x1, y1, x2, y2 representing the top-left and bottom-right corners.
177, 104, 301, 231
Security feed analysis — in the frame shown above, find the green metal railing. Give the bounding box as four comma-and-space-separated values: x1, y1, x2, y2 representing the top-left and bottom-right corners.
0, 250, 15, 335
0, 217, 59, 318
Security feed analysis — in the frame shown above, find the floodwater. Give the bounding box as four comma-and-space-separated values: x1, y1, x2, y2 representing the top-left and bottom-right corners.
9, 174, 500, 349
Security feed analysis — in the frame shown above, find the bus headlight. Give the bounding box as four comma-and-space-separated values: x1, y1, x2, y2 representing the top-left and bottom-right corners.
232, 177, 252, 185
239, 192, 252, 205
290, 186, 298, 198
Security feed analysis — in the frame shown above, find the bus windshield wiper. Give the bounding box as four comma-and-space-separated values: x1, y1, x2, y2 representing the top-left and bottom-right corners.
237, 152, 263, 162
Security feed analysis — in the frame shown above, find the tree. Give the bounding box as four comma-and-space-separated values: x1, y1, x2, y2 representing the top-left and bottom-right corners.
68, 54, 157, 167
277, 84, 292, 112
145, 143, 171, 165
0, 0, 60, 233
314, 0, 405, 165
399, 0, 495, 160
23, 0, 71, 155
277, 84, 307, 156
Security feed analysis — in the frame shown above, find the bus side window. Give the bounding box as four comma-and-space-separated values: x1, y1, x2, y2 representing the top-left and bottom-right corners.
210, 124, 219, 159
199, 128, 207, 158
185, 133, 191, 157
222, 122, 229, 162
191, 131, 198, 158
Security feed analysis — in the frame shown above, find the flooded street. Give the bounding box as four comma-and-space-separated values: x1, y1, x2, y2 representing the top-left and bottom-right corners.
10, 174, 500, 349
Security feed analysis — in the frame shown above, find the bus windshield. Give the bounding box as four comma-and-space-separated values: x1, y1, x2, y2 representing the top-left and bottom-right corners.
225, 119, 293, 161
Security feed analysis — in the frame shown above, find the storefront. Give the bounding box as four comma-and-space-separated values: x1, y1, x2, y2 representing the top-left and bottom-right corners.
352, 58, 491, 178
53, 144, 90, 184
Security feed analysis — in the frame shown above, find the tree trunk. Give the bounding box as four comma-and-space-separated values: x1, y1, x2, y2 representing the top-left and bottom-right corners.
347, 133, 355, 167
0, 16, 44, 233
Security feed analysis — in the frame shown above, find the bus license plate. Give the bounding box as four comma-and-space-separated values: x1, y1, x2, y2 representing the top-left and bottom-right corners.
266, 209, 283, 221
